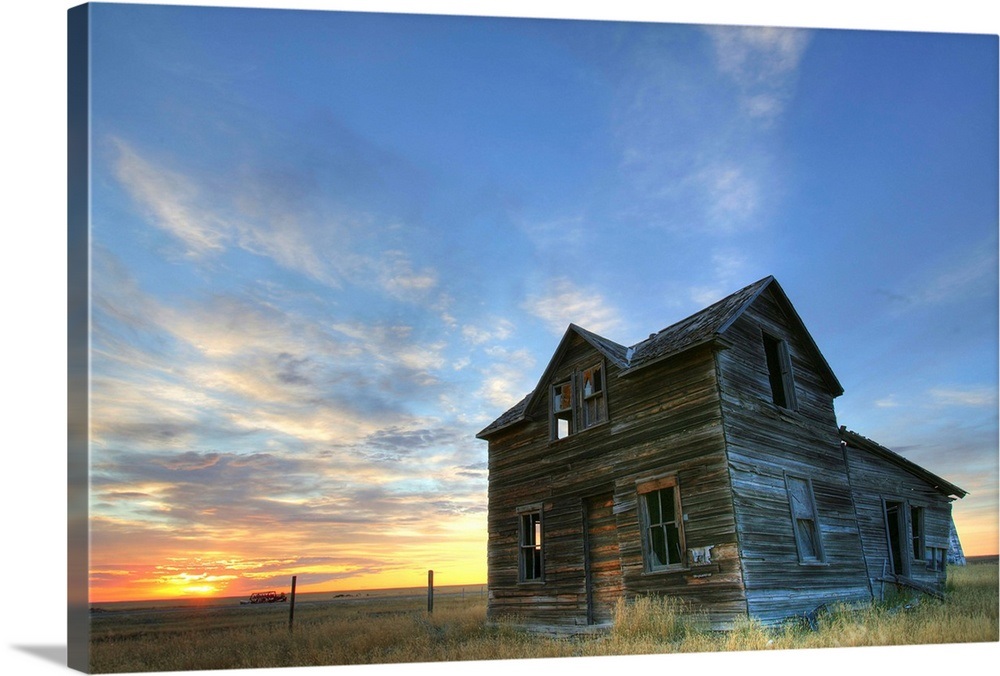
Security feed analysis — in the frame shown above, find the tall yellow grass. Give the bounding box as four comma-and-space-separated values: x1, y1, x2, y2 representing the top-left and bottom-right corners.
89, 562, 998, 673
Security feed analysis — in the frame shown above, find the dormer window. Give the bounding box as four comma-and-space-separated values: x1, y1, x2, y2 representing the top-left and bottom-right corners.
550, 362, 607, 440
581, 364, 605, 429
552, 381, 573, 439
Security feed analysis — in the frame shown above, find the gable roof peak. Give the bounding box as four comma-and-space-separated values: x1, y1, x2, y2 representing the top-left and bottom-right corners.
477, 274, 843, 439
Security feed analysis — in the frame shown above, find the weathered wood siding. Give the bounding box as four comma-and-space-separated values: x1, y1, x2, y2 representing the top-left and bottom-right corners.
486, 334, 746, 629
843, 444, 954, 597
715, 290, 872, 624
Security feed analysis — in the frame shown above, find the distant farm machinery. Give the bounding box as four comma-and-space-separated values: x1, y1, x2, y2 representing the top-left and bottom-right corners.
240, 590, 287, 605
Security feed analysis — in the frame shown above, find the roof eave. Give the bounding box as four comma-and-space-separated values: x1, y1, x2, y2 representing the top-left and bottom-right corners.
840, 427, 968, 499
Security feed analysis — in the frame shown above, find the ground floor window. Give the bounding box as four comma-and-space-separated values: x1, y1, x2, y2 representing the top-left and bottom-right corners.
926, 546, 946, 572
518, 507, 544, 582
785, 474, 825, 563
637, 475, 685, 571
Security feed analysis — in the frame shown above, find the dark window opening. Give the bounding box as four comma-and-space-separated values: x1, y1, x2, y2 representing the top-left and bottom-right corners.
884, 500, 907, 576
911, 506, 925, 560
763, 333, 797, 409
519, 510, 543, 582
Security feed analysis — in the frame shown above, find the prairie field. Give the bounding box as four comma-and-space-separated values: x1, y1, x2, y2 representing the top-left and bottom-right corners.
88, 562, 999, 673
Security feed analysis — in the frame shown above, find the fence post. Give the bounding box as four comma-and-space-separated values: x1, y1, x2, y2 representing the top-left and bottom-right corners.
427, 570, 434, 614
288, 575, 297, 632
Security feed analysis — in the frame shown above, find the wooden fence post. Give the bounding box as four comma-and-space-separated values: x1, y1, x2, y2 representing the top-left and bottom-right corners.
427, 570, 434, 614
288, 575, 297, 632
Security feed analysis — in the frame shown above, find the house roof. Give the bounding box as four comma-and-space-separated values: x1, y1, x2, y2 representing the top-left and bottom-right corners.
477, 276, 843, 439
839, 427, 968, 499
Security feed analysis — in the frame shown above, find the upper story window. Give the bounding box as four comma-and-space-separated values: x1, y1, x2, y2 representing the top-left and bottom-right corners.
552, 381, 573, 439
550, 362, 607, 440
762, 332, 797, 410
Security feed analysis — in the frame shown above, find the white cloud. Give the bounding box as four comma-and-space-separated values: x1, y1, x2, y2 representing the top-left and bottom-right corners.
112, 139, 454, 303
112, 138, 228, 256
706, 26, 811, 122
687, 249, 751, 306
522, 278, 625, 336
376, 249, 438, 302
112, 137, 346, 286
697, 163, 761, 230
929, 387, 998, 409
461, 318, 514, 346
474, 347, 536, 410
875, 395, 901, 408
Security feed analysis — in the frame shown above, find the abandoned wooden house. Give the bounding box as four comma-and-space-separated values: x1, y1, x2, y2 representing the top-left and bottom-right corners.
476, 276, 966, 630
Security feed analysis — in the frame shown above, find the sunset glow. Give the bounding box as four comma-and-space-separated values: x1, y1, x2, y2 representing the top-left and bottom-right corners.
84, 4, 997, 605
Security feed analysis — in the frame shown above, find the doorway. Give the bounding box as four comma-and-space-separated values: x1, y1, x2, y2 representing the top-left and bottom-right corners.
583, 492, 622, 624
884, 500, 907, 576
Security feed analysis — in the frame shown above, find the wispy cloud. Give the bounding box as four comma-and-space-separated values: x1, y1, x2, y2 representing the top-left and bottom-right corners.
875, 395, 901, 408
461, 318, 514, 346
522, 278, 625, 337
929, 387, 998, 409
111, 138, 453, 303
476, 347, 537, 410
705, 26, 811, 123
111, 138, 229, 256
611, 26, 807, 236
879, 244, 998, 313
688, 249, 752, 305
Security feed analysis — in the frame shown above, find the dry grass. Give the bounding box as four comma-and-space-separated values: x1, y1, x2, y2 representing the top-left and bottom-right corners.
89, 563, 998, 673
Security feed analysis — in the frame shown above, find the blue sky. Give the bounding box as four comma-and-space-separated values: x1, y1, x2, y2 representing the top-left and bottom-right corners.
73, 1, 999, 600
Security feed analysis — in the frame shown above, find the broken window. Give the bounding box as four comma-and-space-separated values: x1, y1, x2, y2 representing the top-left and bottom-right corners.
551, 381, 573, 440
581, 363, 606, 429
910, 506, 925, 561
518, 509, 544, 582
550, 362, 608, 440
785, 474, 824, 563
763, 332, 797, 410
637, 475, 685, 571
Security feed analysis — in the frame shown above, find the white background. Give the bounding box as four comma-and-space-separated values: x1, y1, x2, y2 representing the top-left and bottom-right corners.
2, 1, 997, 675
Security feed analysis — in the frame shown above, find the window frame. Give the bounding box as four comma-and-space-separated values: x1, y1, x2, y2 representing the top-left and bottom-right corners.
784, 473, 825, 564
910, 505, 926, 562
549, 360, 608, 441
580, 363, 606, 430
551, 380, 574, 440
636, 474, 687, 573
926, 546, 946, 572
762, 331, 798, 410
516, 505, 545, 583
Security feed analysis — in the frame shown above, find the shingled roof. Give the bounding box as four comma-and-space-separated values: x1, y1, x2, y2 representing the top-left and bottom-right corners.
477, 276, 842, 439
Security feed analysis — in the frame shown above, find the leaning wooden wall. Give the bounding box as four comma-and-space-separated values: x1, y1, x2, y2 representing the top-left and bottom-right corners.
486, 335, 748, 629
843, 443, 953, 597
716, 291, 872, 624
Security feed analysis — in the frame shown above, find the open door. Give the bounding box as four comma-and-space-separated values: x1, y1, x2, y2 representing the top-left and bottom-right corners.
883, 500, 908, 576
